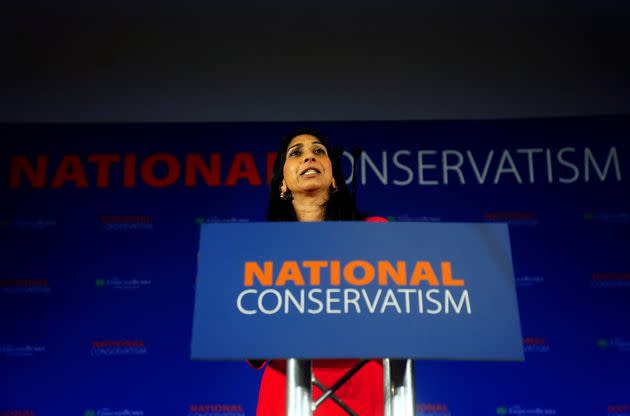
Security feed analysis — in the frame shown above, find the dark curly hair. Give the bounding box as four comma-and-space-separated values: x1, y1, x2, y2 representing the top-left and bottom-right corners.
266, 128, 361, 221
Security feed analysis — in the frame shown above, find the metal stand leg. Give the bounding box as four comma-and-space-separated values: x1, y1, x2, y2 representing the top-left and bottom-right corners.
287, 358, 411, 415
313, 360, 368, 415
383, 358, 415, 416
286, 359, 312, 416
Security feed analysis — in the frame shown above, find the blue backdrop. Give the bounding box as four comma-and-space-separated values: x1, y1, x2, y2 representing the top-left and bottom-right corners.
1, 116, 629, 416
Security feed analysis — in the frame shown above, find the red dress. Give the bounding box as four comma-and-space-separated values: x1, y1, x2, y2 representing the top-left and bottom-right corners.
253, 216, 388, 416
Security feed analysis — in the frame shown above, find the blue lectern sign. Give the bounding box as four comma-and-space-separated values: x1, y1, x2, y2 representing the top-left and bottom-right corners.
191, 222, 523, 361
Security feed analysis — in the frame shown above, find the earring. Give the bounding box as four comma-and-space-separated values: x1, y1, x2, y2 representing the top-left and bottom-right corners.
280, 180, 291, 200
329, 177, 338, 197
280, 189, 292, 200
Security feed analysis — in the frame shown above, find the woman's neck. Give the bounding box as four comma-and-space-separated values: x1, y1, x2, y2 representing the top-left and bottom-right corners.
291, 191, 328, 222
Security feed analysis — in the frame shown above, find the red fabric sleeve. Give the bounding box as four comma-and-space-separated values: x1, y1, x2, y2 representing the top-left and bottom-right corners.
365, 216, 389, 222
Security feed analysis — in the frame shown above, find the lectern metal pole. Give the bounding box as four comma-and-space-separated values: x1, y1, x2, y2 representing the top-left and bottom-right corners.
286, 358, 312, 416
383, 358, 415, 416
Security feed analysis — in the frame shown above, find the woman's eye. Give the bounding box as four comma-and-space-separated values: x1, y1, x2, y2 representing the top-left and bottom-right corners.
289, 150, 301, 157
314, 148, 326, 155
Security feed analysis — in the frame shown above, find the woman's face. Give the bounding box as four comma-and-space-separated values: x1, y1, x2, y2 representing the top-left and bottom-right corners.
281, 134, 335, 196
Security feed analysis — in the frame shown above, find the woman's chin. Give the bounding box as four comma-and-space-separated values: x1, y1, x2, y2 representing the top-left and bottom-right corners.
294, 186, 329, 197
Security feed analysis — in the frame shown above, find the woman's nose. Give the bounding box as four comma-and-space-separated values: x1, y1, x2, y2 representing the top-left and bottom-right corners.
303, 153, 316, 162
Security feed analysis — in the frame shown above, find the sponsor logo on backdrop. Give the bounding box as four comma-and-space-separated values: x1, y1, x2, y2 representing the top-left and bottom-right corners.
195, 216, 249, 224
584, 212, 630, 224
8, 146, 621, 189
597, 338, 630, 352
90, 340, 147, 356
95, 277, 151, 290
496, 405, 557, 415
0, 279, 50, 294
100, 216, 153, 231
591, 273, 630, 288
84, 409, 144, 416
0, 410, 36, 416
608, 404, 630, 416
389, 215, 442, 222
484, 212, 538, 226
523, 337, 550, 353
0, 219, 56, 230
416, 403, 451, 416
188, 404, 245, 416
515, 275, 544, 288
237, 259, 472, 316
0, 344, 46, 357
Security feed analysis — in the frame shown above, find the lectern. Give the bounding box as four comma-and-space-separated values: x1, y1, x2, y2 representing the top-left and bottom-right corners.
191, 222, 524, 415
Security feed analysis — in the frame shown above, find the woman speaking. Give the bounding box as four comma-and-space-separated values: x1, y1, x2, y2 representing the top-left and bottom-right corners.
250, 128, 385, 415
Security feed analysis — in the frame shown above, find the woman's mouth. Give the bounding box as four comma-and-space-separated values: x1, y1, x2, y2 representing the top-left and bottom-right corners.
301, 168, 321, 177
